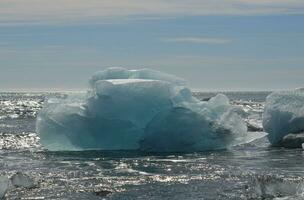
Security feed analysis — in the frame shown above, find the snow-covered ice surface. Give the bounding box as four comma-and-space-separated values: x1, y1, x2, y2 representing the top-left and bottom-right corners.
2, 90, 304, 199
263, 89, 304, 145
36, 68, 258, 152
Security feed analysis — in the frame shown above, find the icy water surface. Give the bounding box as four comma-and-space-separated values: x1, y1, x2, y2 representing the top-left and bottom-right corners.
1, 91, 304, 200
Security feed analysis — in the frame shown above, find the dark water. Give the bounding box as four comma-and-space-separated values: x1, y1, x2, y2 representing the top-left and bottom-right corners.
1, 92, 304, 200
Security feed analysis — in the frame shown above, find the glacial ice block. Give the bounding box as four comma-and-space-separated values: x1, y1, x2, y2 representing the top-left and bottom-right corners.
37, 67, 250, 151
10, 172, 35, 189
263, 89, 304, 146
0, 176, 9, 199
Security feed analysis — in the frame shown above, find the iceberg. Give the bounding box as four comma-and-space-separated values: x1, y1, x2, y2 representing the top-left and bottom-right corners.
37, 67, 250, 152
263, 88, 304, 146
10, 172, 35, 189
0, 176, 9, 199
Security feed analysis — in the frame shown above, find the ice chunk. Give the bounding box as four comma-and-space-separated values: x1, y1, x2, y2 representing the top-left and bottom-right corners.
263, 89, 304, 145
37, 67, 251, 152
252, 175, 304, 199
0, 176, 9, 199
10, 172, 35, 188
280, 133, 304, 148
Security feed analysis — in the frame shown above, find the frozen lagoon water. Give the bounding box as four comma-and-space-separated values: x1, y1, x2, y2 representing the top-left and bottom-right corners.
1, 91, 304, 199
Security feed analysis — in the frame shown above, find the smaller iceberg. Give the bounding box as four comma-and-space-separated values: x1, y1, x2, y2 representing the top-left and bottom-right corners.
37, 67, 254, 152
251, 175, 304, 200
263, 88, 304, 146
0, 176, 9, 199
10, 172, 35, 189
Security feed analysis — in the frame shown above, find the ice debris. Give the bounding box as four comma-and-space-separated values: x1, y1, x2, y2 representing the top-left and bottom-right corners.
252, 174, 304, 199
36, 67, 256, 152
0, 172, 36, 199
280, 133, 304, 148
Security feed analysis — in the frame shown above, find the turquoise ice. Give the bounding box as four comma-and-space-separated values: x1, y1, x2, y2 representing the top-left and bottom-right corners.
37, 67, 250, 151
263, 88, 304, 145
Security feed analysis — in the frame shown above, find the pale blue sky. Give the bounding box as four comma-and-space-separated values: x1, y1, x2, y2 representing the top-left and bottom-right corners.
0, 0, 303, 91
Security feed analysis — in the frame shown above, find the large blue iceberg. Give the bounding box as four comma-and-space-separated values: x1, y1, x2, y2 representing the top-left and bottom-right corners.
263, 88, 304, 146
37, 67, 251, 152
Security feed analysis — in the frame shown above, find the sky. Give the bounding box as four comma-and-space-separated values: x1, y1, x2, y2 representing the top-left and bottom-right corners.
0, 0, 303, 91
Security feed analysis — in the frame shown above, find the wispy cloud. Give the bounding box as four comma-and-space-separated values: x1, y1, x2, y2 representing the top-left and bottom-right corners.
162, 37, 231, 44
0, 0, 303, 25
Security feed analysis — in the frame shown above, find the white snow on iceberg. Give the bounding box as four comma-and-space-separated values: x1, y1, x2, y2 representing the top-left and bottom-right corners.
37, 67, 252, 152
263, 88, 304, 145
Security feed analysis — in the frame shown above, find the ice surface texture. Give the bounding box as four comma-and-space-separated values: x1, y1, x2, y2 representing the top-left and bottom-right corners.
37, 67, 249, 152
263, 88, 304, 146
